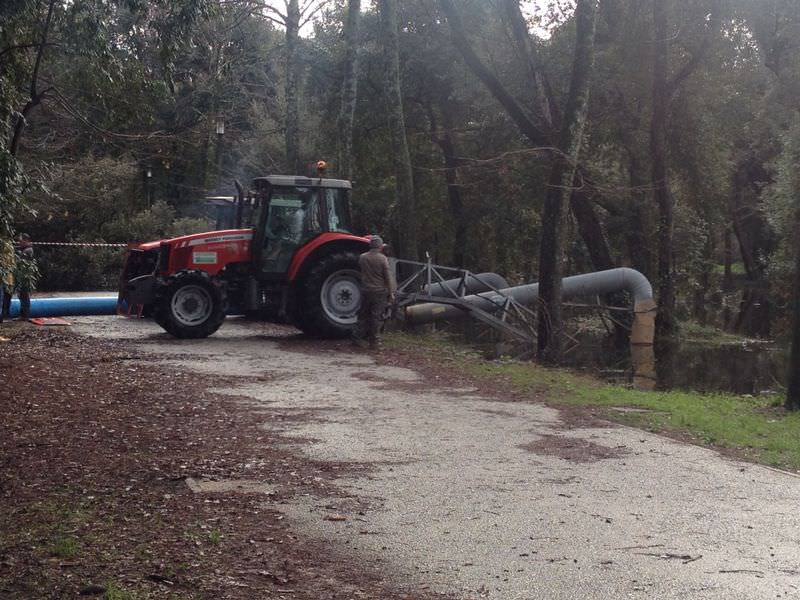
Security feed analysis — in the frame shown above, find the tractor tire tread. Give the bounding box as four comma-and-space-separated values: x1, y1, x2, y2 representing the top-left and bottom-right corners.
153, 270, 227, 339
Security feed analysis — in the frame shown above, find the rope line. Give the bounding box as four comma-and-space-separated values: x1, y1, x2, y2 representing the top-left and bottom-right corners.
32, 242, 128, 248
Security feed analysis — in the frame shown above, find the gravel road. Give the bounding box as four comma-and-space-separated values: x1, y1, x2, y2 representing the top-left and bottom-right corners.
75, 315, 800, 600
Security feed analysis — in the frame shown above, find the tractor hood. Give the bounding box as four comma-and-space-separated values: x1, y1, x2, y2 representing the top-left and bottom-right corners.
132, 228, 255, 251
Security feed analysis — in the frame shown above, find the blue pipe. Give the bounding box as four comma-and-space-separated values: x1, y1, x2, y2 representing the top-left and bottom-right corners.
6, 296, 118, 318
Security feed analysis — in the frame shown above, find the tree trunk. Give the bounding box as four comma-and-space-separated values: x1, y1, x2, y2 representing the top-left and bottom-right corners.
439, 123, 467, 269
426, 99, 467, 268
284, 0, 301, 174
437, 0, 550, 147
378, 0, 418, 261
723, 224, 733, 291
439, 0, 616, 278
501, 0, 558, 132
569, 176, 613, 272
692, 235, 715, 325
650, 0, 677, 341
336, 0, 361, 181
626, 151, 654, 279
536, 0, 598, 363
728, 154, 775, 335
9, 0, 57, 158
786, 208, 800, 410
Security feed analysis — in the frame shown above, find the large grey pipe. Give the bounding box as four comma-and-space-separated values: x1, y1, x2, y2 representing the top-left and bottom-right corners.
405, 267, 653, 325
425, 272, 509, 297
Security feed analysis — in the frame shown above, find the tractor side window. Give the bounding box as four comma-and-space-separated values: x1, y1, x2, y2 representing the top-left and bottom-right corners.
325, 188, 352, 233
302, 193, 323, 240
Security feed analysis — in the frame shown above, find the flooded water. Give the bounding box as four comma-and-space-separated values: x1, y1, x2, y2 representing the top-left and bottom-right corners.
654, 340, 788, 395
455, 321, 788, 396
561, 334, 788, 395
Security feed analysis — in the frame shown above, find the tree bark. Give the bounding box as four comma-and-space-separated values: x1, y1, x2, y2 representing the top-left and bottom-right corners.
569, 173, 614, 272
786, 202, 800, 410
650, 0, 677, 340
336, 0, 361, 181
625, 151, 654, 278
378, 0, 418, 261
501, 0, 559, 132
723, 224, 733, 290
649, 0, 719, 341
284, 0, 301, 174
536, 0, 598, 363
438, 0, 550, 147
428, 103, 467, 268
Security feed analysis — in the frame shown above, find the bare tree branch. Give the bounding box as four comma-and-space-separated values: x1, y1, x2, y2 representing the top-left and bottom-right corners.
10, 0, 58, 157
438, 0, 551, 147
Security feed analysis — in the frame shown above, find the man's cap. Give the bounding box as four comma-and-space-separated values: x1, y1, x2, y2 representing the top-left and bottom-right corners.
369, 235, 383, 249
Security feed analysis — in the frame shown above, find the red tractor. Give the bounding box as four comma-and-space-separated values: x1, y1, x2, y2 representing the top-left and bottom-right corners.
118, 172, 371, 339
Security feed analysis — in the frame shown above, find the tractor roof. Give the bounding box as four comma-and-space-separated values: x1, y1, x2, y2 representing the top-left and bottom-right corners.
252, 175, 352, 189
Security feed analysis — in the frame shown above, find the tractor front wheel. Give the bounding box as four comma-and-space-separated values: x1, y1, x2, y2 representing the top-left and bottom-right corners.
295, 251, 361, 338
153, 270, 227, 339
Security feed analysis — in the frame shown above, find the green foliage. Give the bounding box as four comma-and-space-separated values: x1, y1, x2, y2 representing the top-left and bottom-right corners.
50, 535, 80, 559
0, 0, 798, 342
0, 151, 31, 242
0, 238, 14, 289
104, 581, 139, 600
14, 153, 214, 289
13, 245, 39, 290
678, 320, 752, 344
763, 117, 800, 285
207, 529, 222, 545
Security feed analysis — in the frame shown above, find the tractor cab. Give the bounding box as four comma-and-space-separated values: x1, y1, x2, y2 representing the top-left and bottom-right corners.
250, 176, 353, 278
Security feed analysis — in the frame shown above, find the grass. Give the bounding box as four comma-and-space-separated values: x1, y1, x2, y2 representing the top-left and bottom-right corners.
384, 330, 800, 471
207, 529, 223, 545
713, 261, 747, 275
50, 535, 80, 559
104, 581, 139, 600
677, 320, 752, 344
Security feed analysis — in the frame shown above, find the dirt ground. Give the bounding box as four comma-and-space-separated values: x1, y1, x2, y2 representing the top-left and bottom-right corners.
4, 322, 600, 600
3, 322, 800, 599
0, 316, 716, 600
0, 324, 467, 600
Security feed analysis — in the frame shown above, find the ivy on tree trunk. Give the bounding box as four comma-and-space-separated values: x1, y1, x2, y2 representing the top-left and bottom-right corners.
786, 203, 800, 410
285, 0, 301, 174
336, 0, 361, 181
650, 0, 677, 341
378, 0, 418, 261
536, 0, 597, 364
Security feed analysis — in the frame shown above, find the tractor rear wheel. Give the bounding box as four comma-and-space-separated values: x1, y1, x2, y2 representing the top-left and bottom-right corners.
153, 270, 227, 339
295, 251, 361, 338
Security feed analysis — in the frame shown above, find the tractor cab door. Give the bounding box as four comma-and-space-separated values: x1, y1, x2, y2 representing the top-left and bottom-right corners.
253, 184, 325, 277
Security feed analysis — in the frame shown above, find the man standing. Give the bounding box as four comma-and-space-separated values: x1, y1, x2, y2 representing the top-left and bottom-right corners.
0, 239, 14, 323
11, 233, 37, 319
354, 235, 395, 349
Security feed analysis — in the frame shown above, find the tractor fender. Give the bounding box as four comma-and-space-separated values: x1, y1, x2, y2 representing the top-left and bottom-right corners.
288, 234, 370, 282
